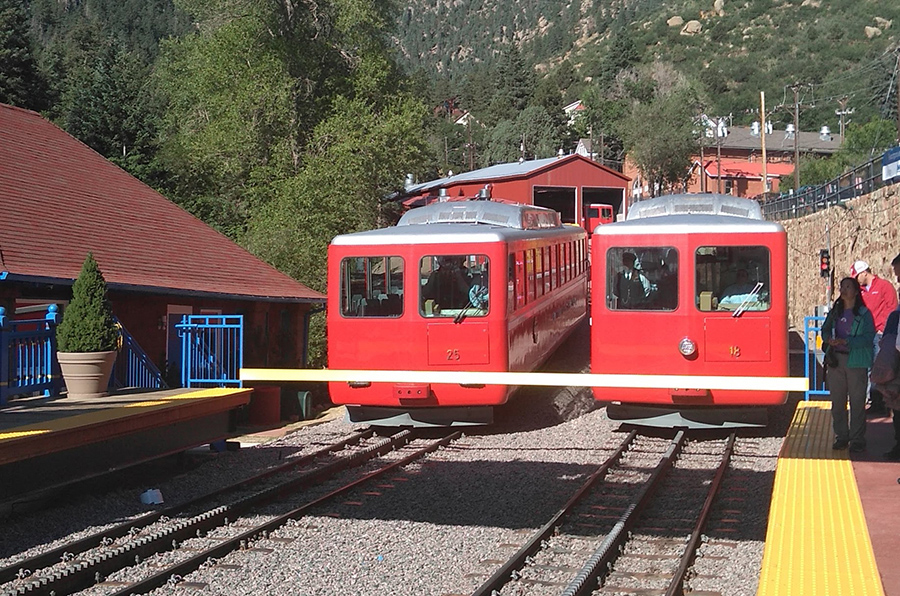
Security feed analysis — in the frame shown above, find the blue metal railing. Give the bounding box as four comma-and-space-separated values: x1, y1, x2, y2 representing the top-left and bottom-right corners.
110, 319, 168, 391
803, 315, 828, 401
177, 315, 243, 388
761, 148, 899, 220
0, 305, 63, 406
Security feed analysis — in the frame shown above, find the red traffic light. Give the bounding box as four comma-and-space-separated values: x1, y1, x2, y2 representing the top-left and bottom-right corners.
819, 249, 830, 278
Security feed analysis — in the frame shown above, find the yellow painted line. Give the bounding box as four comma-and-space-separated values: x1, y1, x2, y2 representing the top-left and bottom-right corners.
0, 429, 51, 441
757, 401, 884, 596
240, 368, 808, 392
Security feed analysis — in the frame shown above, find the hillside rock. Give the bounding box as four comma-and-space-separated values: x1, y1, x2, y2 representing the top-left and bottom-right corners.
681, 20, 703, 35
874, 17, 892, 29
865, 26, 882, 38
667, 16, 684, 27
714, 0, 725, 17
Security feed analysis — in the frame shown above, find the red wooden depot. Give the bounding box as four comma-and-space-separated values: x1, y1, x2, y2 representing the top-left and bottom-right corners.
327, 192, 589, 426
590, 193, 789, 428
401, 154, 630, 233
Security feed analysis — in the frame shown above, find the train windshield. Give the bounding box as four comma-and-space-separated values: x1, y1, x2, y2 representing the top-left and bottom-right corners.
419, 254, 489, 318
695, 246, 771, 312
340, 256, 404, 317
605, 247, 678, 310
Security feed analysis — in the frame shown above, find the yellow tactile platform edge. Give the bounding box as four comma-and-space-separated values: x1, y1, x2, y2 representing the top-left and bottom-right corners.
757, 401, 885, 596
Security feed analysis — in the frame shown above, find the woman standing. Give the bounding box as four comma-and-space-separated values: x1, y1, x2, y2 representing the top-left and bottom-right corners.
822, 277, 876, 451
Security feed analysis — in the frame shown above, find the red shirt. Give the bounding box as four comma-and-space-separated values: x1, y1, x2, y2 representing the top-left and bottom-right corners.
861, 274, 898, 332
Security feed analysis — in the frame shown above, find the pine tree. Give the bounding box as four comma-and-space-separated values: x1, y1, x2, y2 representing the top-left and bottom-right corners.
56, 253, 119, 352
0, 0, 49, 110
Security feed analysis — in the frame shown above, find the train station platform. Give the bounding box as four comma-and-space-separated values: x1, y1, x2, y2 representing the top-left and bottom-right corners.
0, 387, 251, 510
757, 400, 899, 596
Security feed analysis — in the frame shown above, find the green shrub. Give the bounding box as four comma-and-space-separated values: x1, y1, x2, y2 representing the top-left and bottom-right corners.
57, 253, 119, 352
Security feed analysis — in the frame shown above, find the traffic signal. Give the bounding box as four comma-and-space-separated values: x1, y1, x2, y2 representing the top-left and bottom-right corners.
819, 249, 831, 278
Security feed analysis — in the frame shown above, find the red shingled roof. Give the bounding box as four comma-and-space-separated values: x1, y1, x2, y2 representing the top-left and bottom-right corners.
0, 104, 324, 303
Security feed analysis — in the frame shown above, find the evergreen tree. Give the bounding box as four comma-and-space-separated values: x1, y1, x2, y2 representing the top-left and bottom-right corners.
0, 0, 50, 110
56, 253, 119, 353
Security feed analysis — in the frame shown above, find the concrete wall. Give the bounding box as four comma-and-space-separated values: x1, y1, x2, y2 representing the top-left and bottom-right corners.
783, 184, 900, 330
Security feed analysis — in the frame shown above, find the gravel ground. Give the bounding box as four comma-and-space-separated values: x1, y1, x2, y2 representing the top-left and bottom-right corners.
0, 322, 802, 596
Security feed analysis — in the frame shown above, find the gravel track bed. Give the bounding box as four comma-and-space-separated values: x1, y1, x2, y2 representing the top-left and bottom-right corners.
0, 326, 800, 596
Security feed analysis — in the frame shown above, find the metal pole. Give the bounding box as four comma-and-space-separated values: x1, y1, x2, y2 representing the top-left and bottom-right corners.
761, 91, 768, 193
716, 122, 722, 194
793, 85, 801, 191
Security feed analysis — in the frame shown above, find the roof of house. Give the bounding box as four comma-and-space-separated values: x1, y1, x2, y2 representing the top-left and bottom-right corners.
706, 125, 843, 154
403, 153, 630, 197
704, 159, 795, 180
0, 104, 324, 303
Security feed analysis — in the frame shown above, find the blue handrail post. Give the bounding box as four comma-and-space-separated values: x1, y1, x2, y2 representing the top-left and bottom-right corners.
803, 315, 828, 401
0, 306, 9, 407
179, 315, 190, 389
45, 304, 62, 397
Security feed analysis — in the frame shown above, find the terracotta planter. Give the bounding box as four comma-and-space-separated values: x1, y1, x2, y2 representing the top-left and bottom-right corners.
57, 350, 117, 398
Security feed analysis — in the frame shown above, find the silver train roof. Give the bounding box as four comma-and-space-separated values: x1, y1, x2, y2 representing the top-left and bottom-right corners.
627, 193, 763, 221
332, 200, 581, 247
594, 193, 783, 235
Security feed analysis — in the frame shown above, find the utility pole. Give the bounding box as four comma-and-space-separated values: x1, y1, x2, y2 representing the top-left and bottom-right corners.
791, 83, 802, 191
760, 91, 768, 193
835, 96, 853, 140
699, 132, 706, 193
895, 51, 900, 143
467, 119, 474, 170
599, 129, 605, 167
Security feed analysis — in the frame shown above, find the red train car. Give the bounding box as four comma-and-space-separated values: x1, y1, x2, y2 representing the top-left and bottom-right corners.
327, 194, 588, 426
590, 193, 788, 428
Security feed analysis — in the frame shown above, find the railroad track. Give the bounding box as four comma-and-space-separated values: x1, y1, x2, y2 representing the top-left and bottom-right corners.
471, 431, 736, 596
1, 429, 460, 596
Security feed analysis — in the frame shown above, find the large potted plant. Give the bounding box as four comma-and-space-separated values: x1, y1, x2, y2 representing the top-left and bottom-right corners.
56, 253, 119, 398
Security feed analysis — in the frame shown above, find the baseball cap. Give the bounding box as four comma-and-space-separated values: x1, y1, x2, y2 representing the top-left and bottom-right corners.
850, 260, 869, 277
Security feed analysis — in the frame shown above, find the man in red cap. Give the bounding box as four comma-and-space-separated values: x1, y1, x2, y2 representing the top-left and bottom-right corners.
852, 259, 898, 416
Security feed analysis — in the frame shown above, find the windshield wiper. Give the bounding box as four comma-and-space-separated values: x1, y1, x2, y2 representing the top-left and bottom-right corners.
733, 282, 764, 318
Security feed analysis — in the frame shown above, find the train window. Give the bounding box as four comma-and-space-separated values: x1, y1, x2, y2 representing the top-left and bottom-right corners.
526, 249, 535, 303
340, 256, 404, 318
515, 251, 525, 309
508, 254, 516, 313
695, 246, 771, 312
419, 254, 489, 318
544, 246, 552, 294
605, 247, 678, 311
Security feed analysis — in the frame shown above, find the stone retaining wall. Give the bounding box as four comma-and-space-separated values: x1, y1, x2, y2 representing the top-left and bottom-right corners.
783, 184, 900, 329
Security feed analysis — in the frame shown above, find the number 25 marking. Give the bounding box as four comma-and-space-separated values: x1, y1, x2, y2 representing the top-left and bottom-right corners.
446, 349, 460, 361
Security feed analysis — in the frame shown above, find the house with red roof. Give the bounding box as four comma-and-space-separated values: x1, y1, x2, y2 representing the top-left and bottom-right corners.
623, 123, 843, 201
0, 103, 325, 384
398, 153, 630, 226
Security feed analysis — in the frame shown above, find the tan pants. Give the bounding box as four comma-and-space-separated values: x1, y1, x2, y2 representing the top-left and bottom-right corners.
828, 351, 869, 446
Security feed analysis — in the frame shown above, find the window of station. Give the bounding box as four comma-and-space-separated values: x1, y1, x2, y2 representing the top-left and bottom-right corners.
695, 246, 770, 312
605, 247, 678, 311
419, 254, 489, 318
340, 256, 404, 317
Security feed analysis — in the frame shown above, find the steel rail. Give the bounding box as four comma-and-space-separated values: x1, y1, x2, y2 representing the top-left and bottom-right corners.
2, 429, 392, 596
0, 428, 375, 586
664, 433, 737, 596
560, 430, 687, 596
470, 430, 638, 596
107, 431, 462, 596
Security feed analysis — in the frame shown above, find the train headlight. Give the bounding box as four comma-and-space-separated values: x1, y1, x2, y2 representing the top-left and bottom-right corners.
678, 337, 697, 357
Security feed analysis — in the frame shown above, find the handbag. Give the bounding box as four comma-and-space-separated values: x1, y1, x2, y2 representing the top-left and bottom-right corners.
823, 346, 838, 368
